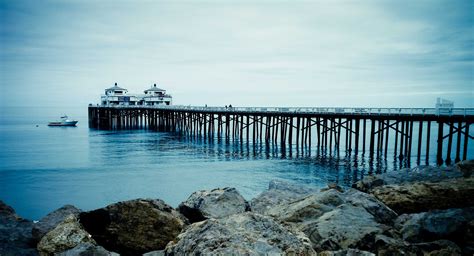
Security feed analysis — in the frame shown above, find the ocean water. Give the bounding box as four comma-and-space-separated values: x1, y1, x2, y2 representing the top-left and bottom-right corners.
0, 106, 472, 220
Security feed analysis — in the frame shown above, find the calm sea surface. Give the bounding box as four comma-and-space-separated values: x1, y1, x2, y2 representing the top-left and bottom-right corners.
0, 106, 472, 220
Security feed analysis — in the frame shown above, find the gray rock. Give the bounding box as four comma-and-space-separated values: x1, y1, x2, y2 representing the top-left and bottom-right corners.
251, 180, 318, 215
37, 214, 95, 256
344, 189, 398, 225
80, 198, 186, 255
266, 189, 344, 224
0, 200, 37, 256
178, 187, 249, 223
165, 212, 316, 255
395, 207, 474, 243
257, 188, 400, 253
303, 204, 389, 252
353, 165, 462, 193
456, 159, 474, 178
57, 242, 119, 256
371, 177, 474, 214
32, 205, 81, 242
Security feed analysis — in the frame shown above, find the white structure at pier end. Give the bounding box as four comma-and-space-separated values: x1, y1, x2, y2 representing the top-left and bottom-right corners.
101, 83, 172, 106
143, 84, 172, 106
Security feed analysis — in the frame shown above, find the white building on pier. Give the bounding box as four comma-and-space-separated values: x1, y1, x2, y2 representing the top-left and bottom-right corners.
143, 84, 172, 106
101, 83, 172, 106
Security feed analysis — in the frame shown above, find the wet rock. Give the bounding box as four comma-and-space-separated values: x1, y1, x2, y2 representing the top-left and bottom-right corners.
395, 207, 474, 244
0, 200, 37, 256
303, 204, 390, 252
165, 212, 316, 255
371, 177, 474, 214
57, 242, 119, 256
80, 198, 186, 255
318, 249, 375, 256
37, 214, 95, 256
32, 205, 81, 242
456, 159, 474, 178
250, 180, 317, 215
178, 187, 249, 223
344, 189, 398, 225
353, 165, 462, 193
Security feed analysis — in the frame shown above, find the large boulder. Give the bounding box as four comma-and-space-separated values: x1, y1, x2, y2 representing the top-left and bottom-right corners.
56, 242, 118, 256
266, 189, 344, 224
178, 187, 249, 223
353, 165, 462, 193
0, 200, 37, 256
32, 205, 81, 242
259, 188, 400, 253
261, 185, 467, 254
79, 199, 186, 255
395, 207, 474, 251
37, 214, 95, 256
165, 212, 315, 255
371, 177, 474, 214
250, 180, 318, 215
344, 189, 398, 225
303, 204, 390, 252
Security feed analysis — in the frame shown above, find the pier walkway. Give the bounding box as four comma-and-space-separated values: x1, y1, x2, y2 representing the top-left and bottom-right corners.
89, 105, 474, 165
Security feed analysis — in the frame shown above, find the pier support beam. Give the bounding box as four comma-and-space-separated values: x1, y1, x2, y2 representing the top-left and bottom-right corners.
437, 121, 444, 165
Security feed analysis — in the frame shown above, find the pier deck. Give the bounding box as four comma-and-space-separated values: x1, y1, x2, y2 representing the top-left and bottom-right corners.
89, 105, 474, 165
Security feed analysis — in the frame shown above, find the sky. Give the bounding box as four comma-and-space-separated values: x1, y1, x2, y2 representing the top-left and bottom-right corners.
0, 0, 473, 108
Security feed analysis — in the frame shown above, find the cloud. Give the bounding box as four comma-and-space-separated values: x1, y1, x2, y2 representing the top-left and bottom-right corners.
0, 0, 472, 108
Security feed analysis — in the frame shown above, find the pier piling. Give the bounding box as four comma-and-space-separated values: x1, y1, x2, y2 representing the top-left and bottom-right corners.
89, 105, 473, 164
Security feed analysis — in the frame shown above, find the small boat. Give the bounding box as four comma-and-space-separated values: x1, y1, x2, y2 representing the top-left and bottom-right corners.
48, 115, 78, 126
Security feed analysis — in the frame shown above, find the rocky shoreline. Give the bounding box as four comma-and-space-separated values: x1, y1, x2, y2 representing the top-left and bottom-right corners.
1, 160, 473, 256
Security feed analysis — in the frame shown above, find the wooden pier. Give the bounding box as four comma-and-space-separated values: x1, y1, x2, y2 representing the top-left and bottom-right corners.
89, 105, 474, 164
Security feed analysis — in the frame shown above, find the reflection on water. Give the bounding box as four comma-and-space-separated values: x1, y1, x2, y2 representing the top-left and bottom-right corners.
0, 116, 471, 220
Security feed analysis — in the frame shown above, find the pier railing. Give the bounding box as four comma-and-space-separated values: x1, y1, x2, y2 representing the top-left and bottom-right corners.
92, 104, 474, 117
89, 104, 473, 165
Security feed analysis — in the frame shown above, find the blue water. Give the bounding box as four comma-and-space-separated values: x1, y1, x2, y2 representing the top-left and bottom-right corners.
0, 106, 472, 220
